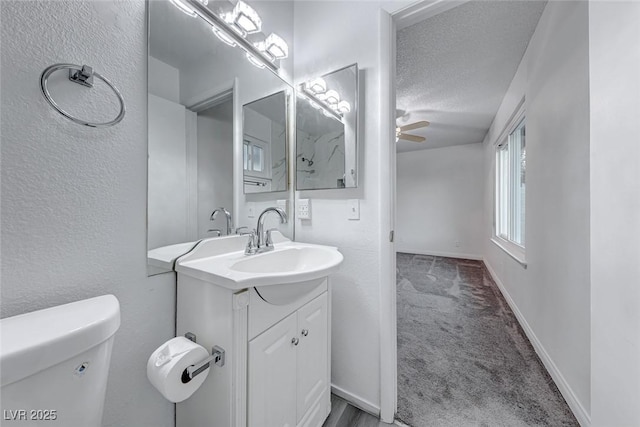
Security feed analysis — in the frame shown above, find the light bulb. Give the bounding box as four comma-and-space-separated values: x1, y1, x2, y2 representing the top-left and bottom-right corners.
337, 101, 351, 114
212, 26, 236, 47
325, 90, 340, 105
265, 33, 288, 59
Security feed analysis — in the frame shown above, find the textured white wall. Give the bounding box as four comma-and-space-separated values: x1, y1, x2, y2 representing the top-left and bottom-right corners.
293, 1, 388, 412
396, 143, 484, 259
0, 2, 175, 427
482, 1, 590, 423
589, 2, 640, 426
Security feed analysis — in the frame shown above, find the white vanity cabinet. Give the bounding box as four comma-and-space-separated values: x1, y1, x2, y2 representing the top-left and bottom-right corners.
174, 235, 341, 427
248, 292, 329, 427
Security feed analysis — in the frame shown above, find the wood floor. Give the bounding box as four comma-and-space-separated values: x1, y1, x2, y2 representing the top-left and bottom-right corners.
323, 395, 404, 427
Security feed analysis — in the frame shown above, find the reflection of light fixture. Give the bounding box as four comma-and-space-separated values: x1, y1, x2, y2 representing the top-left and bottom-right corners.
170, 0, 200, 17
246, 53, 266, 69
265, 33, 288, 59
306, 78, 327, 95
325, 90, 340, 105
224, 0, 262, 36
212, 26, 236, 46
337, 101, 351, 113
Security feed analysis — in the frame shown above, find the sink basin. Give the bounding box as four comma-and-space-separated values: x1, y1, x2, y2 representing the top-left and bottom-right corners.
175, 233, 343, 289
230, 247, 338, 274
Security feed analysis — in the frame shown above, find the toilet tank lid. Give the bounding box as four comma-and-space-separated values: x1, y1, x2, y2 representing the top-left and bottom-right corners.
0, 294, 121, 387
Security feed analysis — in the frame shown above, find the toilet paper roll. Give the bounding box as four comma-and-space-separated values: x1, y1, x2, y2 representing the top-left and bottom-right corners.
147, 336, 210, 403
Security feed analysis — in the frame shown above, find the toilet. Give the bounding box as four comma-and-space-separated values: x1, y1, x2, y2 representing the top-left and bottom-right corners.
1, 295, 121, 426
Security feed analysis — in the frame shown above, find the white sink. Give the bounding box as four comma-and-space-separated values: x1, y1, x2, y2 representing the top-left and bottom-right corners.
175, 233, 343, 289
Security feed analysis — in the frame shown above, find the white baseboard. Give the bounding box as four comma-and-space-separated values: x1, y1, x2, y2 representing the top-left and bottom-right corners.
483, 260, 591, 427
396, 248, 483, 260
331, 384, 380, 417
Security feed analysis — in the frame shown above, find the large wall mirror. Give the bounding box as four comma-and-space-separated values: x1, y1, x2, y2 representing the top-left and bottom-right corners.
147, 0, 294, 275
296, 64, 358, 190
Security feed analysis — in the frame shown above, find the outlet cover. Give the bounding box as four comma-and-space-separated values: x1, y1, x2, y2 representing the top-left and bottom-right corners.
247, 202, 255, 218
347, 199, 360, 220
298, 199, 311, 219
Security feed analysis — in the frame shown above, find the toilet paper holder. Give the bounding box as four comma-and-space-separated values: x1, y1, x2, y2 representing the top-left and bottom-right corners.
181, 332, 225, 384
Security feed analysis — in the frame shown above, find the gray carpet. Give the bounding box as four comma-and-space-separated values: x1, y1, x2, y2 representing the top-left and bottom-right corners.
396, 253, 578, 427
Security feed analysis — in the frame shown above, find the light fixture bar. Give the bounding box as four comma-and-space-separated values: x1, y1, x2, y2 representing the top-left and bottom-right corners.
300, 87, 343, 122
184, 0, 279, 74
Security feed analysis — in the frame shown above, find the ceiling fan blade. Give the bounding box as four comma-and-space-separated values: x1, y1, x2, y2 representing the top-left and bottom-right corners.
398, 133, 426, 143
398, 120, 430, 132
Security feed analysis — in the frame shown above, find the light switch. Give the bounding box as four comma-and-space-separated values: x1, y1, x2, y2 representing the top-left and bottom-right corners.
347, 199, 360, 220
298, 199, 311, 219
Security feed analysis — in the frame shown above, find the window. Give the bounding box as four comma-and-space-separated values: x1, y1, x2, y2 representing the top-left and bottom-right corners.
495, 118, 526, 252
243, 136, 270, 179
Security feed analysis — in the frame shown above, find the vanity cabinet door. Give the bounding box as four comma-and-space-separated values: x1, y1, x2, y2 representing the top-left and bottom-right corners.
296, 293, 328, 423
248, 312, 297, 427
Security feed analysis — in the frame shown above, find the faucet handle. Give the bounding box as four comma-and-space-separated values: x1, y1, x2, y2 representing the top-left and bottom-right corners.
244, 230, 258, 255
235, 226, 249, 235
265, 228, 279, 247
207, 229, 222, 236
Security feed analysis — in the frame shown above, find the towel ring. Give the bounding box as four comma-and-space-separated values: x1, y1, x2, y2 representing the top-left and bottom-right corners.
40, 63, 126, 128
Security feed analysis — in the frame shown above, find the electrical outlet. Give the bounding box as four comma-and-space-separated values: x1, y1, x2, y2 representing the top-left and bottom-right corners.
297, 199, 311, 219
247, 202, 255, 218
347, 199, 360, 220
455, 241, 460, 248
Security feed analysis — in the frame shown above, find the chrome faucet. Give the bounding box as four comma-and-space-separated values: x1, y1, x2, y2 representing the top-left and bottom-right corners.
245, 207, 287, 255
210, 207, 233, 235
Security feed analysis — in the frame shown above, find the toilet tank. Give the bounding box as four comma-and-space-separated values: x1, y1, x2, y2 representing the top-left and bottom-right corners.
0, 295, 121, 427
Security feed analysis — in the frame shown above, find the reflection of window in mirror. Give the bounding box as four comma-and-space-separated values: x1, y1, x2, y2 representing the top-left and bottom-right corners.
242, 90, 288, 194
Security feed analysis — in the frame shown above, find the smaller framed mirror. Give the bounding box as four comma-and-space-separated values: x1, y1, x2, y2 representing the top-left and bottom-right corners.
243, 91, 288, 194
296, 64, 358, 190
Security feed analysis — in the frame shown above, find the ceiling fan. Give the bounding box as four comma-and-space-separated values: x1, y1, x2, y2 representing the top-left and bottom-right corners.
396, 120, 430, 143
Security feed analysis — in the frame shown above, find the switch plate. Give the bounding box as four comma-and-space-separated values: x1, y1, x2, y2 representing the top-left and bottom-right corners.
298, 199, 311, 219
347, 199, 360, 220
247, 202, 255, 218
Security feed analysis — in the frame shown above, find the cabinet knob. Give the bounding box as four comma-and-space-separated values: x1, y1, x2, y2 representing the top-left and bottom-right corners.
291, 337, 299, 346
301, 329, 309, 337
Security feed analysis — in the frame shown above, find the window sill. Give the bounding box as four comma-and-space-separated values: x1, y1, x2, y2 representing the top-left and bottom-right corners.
491, 238, 527, 269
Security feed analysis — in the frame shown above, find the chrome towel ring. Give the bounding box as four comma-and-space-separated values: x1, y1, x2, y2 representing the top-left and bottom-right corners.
40, 63, 125, 128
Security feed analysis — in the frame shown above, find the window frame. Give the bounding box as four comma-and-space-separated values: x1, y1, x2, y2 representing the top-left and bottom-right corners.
492, 100, 527, 267
243, 135, 271, 180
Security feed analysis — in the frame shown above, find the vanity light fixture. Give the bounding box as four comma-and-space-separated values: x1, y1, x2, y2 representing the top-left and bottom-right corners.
223, 0, 262, 36
264, 33, 288, 60
172, 0, 289, 73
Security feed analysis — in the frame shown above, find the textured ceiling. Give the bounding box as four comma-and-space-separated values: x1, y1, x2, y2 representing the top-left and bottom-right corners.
396, 1, 546, 152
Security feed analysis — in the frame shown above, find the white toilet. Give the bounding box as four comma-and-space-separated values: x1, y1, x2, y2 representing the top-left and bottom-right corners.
1, 294, 121, 426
